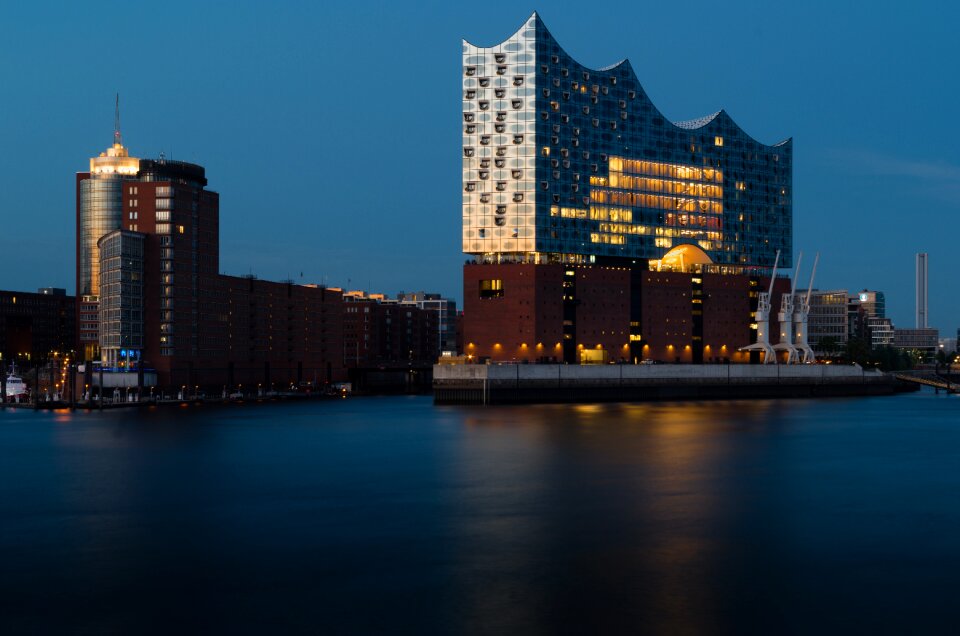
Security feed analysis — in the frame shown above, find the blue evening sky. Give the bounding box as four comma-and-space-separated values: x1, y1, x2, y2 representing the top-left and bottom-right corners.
1, 1, 957, 333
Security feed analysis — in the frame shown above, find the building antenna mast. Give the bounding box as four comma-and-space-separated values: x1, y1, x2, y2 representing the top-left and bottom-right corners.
114, 94, 122, 146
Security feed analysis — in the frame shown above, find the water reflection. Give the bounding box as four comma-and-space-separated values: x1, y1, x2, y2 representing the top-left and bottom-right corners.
2, 393, 959, 633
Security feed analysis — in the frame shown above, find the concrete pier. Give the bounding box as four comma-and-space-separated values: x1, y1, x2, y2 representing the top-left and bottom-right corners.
433, 363, 906, 405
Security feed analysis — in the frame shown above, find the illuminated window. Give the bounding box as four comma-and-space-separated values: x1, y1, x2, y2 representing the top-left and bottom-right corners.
714, 136, 724, 147
479, 280, 504, 299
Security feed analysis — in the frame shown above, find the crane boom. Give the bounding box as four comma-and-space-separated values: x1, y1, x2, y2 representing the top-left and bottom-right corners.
791, 252, 803, 295
767, 249, 781, 297
804, 253, 820, 305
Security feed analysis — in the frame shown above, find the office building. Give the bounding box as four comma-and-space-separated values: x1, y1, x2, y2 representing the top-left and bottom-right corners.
894, 328, 938, 360
76, 103, 140, 361
800, 289, 848, 353
461, 14, 793, 363
916, 252, 928, 328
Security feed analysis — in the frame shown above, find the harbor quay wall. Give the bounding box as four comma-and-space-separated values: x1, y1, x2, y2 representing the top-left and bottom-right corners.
433, 363, 903, 404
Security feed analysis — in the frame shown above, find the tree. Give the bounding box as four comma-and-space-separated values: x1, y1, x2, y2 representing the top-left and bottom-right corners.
817, 336, 841, 358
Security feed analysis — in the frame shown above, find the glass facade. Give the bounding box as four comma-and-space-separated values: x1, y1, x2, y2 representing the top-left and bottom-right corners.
463, 13, 792, 268
97, 230, 144, 369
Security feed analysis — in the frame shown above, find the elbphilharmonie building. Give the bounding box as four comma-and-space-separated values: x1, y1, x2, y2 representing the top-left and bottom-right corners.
462, 13, 791, 270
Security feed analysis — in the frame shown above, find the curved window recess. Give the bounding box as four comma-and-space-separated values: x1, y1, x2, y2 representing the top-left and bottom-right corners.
495, 53, 506, 64
479, 158, 490, 168
465, 67, 476, 76
582, 150, 589, 159
601, 86, 609, 95
512, 170, 522, 179
552, 170, 560, 179
464, 147, 475, 157
464, 113, 475, 122
561, 68, 568, 77
628, 90, 636, 99
610, 121, 617, 130
571, 81, 579, 90
480, 193, 491, 203
496, 65, 507, 75
542, 89, 551, 98
495, 89, 505, 98
592, 118, 599, 127
572, 139, 579, 147
582, 71, 590, 81
495, 158, 505, 168
496, 111, 507, 122
590, 163, 598, 171
511, 99, 522, 109
480, 135, 490, 145
571, 184, 579, 193
553, 78, 560, 87
494, 123, 505, 133
465, 182, 476, 192
562, 160, 570, 169
551, 159, 559, 168
496, 205, 506, 215
552, 124, 560, 133
591, 95, 598, 104
560, 115, 569, 124
550, 101, 559, 111
552, 194, 561, 202
600, 153, 608, 161
495, 181, 507, 192
496, 147, 507, 157
513, 193, 524, 202
465, 124, 476, 134
465, 90, 476, 99
513, 134, 524, 144
479, 170, 489, 180
560, 148, 569, 158
551, 55, 559, 63
479, 100, 489, 110
619, 100, 626, 109
582, 196, 590, 205
494, 217, 506, 226
479, 78, 490, 87
540, 111, 549, 120
551, 136, 559, 145
620, 112, 628, 120
563, 91, 570, 100
582, 106, 590, 114
541, 65, 549, 74
513, 76, 524, 87
541, 181, 549, 190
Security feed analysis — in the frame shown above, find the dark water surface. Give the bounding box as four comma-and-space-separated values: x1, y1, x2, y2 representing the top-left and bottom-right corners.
2, 391, 959, 634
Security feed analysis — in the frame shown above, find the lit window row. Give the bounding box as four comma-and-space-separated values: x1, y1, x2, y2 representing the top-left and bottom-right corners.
609, 157, 722, 183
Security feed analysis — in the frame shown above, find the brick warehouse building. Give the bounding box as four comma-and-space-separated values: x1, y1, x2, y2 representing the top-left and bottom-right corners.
460, 15, 794, 363
463, 262, 791, 363
0, 288, 76, 365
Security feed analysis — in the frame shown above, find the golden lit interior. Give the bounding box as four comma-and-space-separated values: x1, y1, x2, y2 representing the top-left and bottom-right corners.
650, 244, 715, 273
549, 156, 724, 250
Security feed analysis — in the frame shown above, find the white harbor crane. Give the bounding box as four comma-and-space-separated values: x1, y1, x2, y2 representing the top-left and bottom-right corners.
792, 252, 819, 363
739, 249, 780, 364
773, 252, 802, 364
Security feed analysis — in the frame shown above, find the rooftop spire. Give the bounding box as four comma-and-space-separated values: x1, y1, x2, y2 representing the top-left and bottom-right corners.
114, 93, 122, 147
